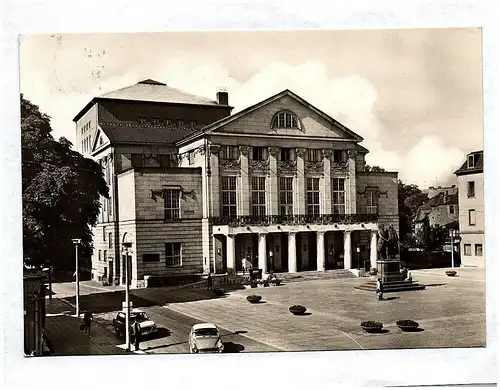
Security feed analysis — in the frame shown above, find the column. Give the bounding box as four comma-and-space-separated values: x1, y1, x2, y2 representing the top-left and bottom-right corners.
295, 148, 306, 215
238, 146, 251, 216
316, 231, 325, 272
343, 231, 352, 270
370, 230, 378, 269
347, 150, 357, 214
322, 150, 332, 215
258, 233, 267, 274
288, 232, 297, 273
268, 147, 279, 215
226, 234, 236, 274
209, 145, 220, 218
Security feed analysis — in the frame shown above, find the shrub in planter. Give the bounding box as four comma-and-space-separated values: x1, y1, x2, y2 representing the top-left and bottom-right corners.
270, 278, 281, 286
396, 319, 419, 331
289, 305, 307, 315
250, 281, 258, 288
246, 295, 262, 303
360, 320, 383, 333
369, 268, 378, 276
445, 270, 457, 277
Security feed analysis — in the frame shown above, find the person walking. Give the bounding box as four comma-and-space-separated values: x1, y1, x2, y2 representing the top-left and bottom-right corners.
376, 277, 384, 300
207, 272, 213, 291
83, 310, 93, 337
133, 316, 141, 351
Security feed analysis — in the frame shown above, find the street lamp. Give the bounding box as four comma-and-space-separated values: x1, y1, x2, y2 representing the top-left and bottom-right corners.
71, 238, 82, 317
450, 230, 455, 269
122, 242, 132, 352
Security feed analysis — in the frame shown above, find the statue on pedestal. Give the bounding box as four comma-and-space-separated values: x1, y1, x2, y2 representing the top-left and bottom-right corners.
388, 224, 399, 259
377, 224, 389, 260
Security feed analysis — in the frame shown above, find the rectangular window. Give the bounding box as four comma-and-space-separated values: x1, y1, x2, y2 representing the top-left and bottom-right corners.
464, 244, 472, 256
449, 205, 455, 214
103, 250, 107, 262
159, 155, 171, 168
333, 150, 348, 163
251, 177, 266, 216
467, 155, 475, 168
468, 209, 476, 226
252, 147, 267, 161
279, 177, 293, 216
475, 244, 483, 256
165, 243, 182, 267
221, 176, 237, 217
220, 146, 239, 160
98, 250, 102, 262
131, 154, 143, 167
103, 226, 106, 241
279, 148, 295, 162
332, 178, 346, 214
108, 232, 112, 248
143, 254, 160, 262
164, 189, 180, 219
152, 118, 161, 125
306, 178, 320, 215
467, 181, 475, 198
366, 190, 379, 214
306, 149, 322, 162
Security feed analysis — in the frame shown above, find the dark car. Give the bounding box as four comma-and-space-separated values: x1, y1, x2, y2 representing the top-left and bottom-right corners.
112, 309, 157, 337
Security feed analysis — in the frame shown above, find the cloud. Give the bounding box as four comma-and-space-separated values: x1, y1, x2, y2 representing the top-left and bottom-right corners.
21, 57, 467, 188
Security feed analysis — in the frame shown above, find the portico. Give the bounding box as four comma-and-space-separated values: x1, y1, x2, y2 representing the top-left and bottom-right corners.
212, 217, 378, 275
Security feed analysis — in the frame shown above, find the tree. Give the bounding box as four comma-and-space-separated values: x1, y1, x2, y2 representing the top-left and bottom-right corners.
398, 180, 428, 239
22, 95, 108, 273
365, 164, 387, 172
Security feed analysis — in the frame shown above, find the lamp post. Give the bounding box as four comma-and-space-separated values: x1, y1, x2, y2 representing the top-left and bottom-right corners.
71, 238, 82, 317
450, 230, 455, 269
122, 242, 132, 352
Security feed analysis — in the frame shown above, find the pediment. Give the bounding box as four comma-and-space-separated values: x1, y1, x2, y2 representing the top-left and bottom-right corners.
91, 126, 111, 152
204, 90, 363, 141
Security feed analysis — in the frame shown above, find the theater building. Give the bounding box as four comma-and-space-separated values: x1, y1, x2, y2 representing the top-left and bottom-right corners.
74, 80, 399, 287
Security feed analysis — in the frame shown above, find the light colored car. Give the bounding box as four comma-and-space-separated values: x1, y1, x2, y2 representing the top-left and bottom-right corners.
113, 309, 157, 337
189, 323, 224, 353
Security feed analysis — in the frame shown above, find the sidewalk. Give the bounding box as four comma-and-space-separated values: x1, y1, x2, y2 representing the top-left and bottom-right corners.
44, 298, 129, 356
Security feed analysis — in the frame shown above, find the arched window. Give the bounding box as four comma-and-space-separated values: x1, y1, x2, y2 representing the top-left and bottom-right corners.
271, 111, 301, 129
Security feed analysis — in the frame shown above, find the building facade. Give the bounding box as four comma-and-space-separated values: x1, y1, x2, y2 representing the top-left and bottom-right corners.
74, 80, 399, 287
454, 151, 484, 267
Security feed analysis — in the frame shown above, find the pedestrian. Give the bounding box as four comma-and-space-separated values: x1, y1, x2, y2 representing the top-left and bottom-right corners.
133, 316, 141, 351
376, 277, 384, 300
83, 310, 93, 337
207, 272, 213, 291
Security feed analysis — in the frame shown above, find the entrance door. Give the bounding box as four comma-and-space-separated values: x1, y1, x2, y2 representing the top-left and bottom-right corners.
108, 261, 114, 284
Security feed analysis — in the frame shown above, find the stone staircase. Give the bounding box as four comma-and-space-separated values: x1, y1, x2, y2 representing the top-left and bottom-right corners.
274, 269, 357, 283
354, 279, 426, 292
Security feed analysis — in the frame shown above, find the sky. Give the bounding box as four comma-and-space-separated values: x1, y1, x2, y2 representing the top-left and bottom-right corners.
19, 28, 483, 188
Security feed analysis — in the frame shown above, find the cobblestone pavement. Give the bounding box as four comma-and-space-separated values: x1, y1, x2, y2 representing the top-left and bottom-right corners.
166, 267, 486, 351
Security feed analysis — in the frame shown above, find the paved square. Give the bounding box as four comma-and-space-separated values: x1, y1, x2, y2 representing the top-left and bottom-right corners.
166, 267, 486, 351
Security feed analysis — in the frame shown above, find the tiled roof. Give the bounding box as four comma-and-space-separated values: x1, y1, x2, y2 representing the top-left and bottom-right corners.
415, 193, 458, 222
99, 79, 224, 106
454, 151, 483, 175
98, 122, 202, 145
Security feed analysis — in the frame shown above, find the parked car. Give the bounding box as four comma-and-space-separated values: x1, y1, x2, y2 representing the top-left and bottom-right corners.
112, 309, 157, 337
189, 323, 224, 353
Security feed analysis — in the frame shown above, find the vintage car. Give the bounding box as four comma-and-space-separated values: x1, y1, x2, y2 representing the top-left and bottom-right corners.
112, 309, 157, 337
188, 323, 224, 353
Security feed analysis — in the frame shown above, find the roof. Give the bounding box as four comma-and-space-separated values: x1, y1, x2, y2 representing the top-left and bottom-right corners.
73, 79, 231, 122
192, 323, 217, 330
356, 144, 370, 154
415, 193, 458, 222
98, 122, 201, 145
178, 89, 364, 145
454, 150, 483, 176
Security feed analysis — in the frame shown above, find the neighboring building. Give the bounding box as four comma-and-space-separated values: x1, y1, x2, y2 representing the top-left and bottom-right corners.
415, 192, 459, 232
422, 185, 458, 199
454, 150, 484, 267
74, 80, 400, 287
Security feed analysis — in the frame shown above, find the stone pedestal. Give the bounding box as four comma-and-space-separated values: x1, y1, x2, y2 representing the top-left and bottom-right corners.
377, 260, 404, 283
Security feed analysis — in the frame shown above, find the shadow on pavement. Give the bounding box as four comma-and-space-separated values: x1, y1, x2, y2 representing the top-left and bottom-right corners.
425, 283, 447, 287
233, 330, 248, 335
223, 342, 245, 353
400, 327, 425, 333
383, 297, 400, 301
63, 287, 238, 314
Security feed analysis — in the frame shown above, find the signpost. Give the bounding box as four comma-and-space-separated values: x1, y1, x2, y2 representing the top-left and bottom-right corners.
122, 242, 132, 351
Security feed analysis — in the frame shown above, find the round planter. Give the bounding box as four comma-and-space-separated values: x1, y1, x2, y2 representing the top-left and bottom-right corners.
361, 326, 383, 333
246, 295, 262, 304
289, 306, 307, 315
445, 270, 457, 277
